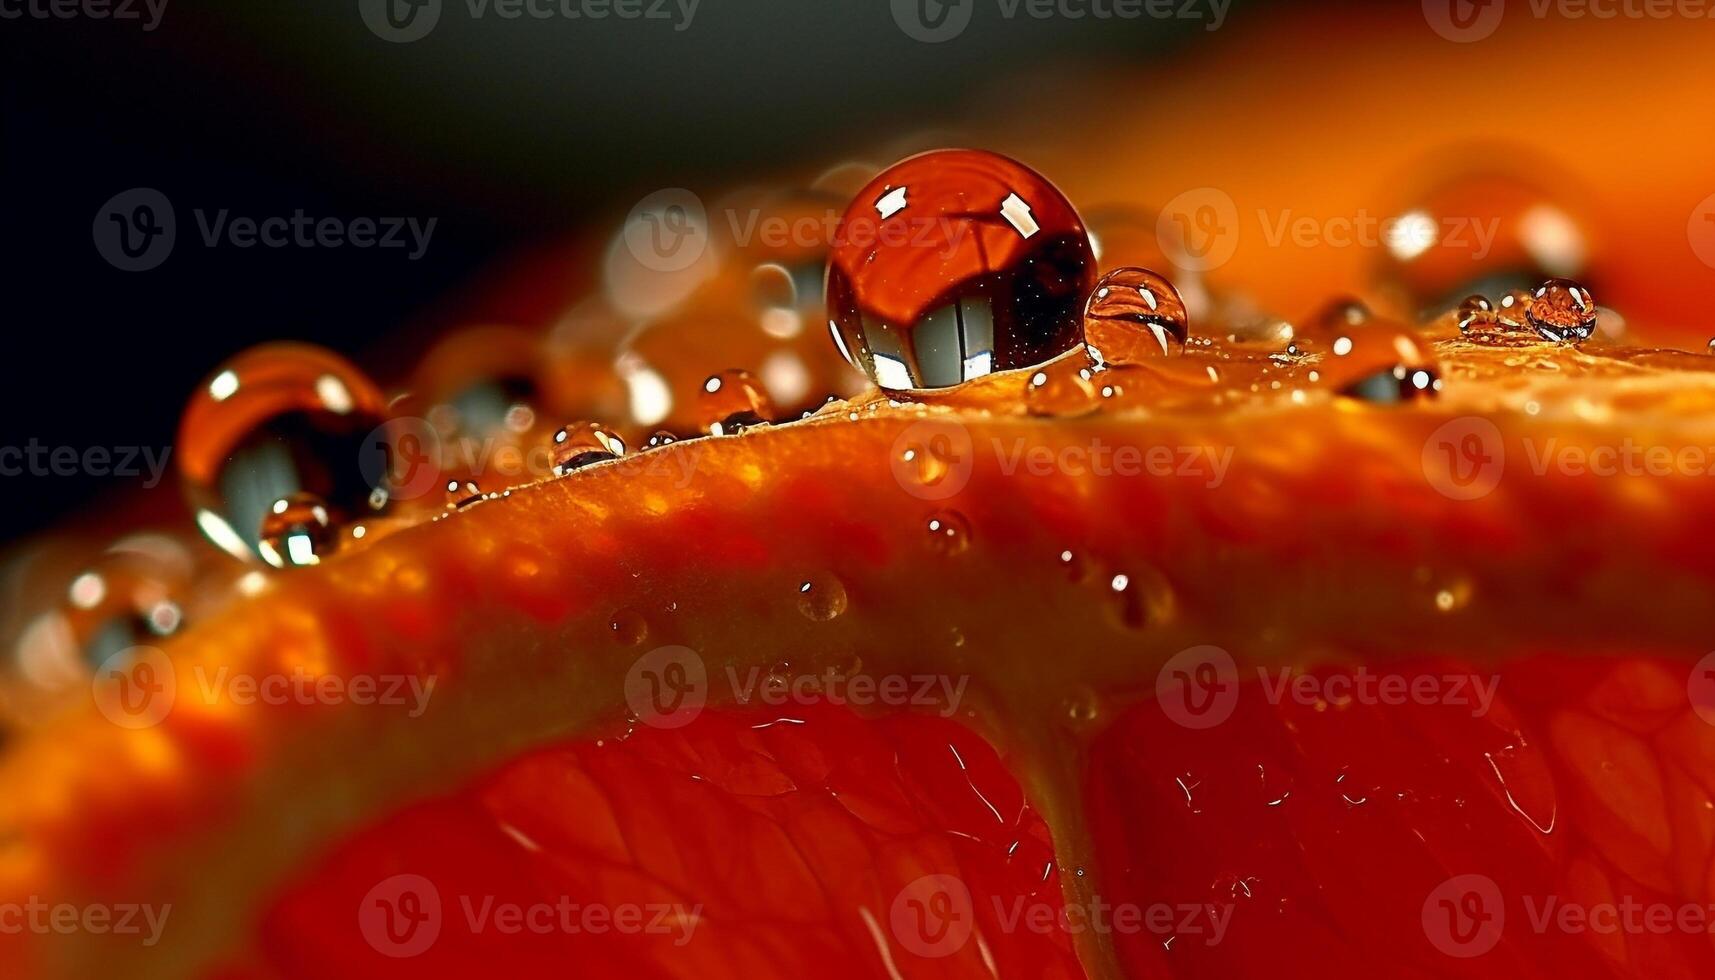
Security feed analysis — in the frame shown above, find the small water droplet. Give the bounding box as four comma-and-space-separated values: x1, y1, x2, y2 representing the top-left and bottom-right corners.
1455, 294, 1493, 334
644, 430, 679, 450
796, 572, 848, 622
257, 492, 334, 569
699, 369, 774, 435
924, 510, 971, 556
552, 421, 627, 475
1025, 362, 1099, 418
1083, 268, 1190, 363
446, 480, 485, 510
1104, 567, 1173, 630
609, 608, 648, 646
1062, 686, 1101, 731
1526, 278, 1597, 343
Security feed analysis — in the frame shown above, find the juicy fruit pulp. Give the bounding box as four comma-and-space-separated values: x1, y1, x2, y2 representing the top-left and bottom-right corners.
8, 334, 1715, 979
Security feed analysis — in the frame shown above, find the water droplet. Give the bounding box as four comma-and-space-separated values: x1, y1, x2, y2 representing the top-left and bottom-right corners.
1375, 172, 1593, 315
177, 343, 387, 563
1062, 686, 1101, 731
644, 430, 679, 450
1024, 360, 1099, 418
796, 572, 848, 622
1308, 297, 1371, 332
609, 608, 648, 646
1104, 567, 1173, 630
1082, 268, 1190, 363
699, 369, 774, 434
1058, 549, 1094, 584
552, 421, 627, 475
257, 492, 334, 569
1315, 321, 1442, 403
1455, 294, 1493, 334
925, 510, 971, 556
446, 480, 485, 510
1526, 278, 1597, 343
411, 326, 544, 438
826, 149, 1095, 389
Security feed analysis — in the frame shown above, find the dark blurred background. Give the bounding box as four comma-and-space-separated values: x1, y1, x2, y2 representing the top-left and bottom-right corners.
0, 0, 1229, 541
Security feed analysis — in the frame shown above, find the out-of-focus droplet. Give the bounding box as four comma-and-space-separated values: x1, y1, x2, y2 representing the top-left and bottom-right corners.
1315, 321, 1442, 403
257, 492, 334, 569
1062, 686, 1101, 732
552, 422, 627, 475
1375, 170, 1595, 315
1024, 357, 1100, 418
796, 572, 848, 622
826, 149, 1096, 390
1104, 567, 1173, 631
609, 608, 648, 646
1308, 297, 1371, 332
1526, 278, 1597, 344
644, 430, 679, 450
1083, 268, 1190, 363
751, 263, 804, 340
925, 510, 971, 556
411, 326, 546, 439
178, 343, 387, 563
699, 369, 774, 434
1058, 548, 1094, 584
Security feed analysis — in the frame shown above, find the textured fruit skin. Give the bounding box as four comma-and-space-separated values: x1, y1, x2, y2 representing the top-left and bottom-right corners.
7, 331, 1715, 978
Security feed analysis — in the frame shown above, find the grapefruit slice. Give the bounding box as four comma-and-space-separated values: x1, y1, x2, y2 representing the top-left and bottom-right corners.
4, 332, 1715, 978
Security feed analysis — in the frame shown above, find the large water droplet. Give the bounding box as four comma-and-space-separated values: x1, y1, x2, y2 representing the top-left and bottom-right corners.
1526, 278, 1597, 343
177, 343, 387, 563
698, 369, 774, 435
796, 572, 848, 622
1083, 268, 1189, 363
826, 149, 1095, 390
552, 421, 627, 475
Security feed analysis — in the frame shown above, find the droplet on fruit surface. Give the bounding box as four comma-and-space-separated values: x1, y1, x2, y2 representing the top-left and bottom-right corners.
446, 480, 485, 510
924, 510, 971, 556
177, 343, 387, 564
796, 573, 848, 622
552, 422, 627, 475
1315, 322, 1442, 403
1024, 361, 1100, 417
825, 149, 1095, 390
698, 369, 773, 435
609, 609, 648, 647
1526, 277, 1598, 343
256, 492, 335, 569
1455, 294, 1493, 334
1082, 267, 1189, 363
